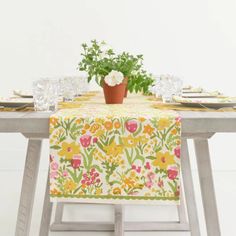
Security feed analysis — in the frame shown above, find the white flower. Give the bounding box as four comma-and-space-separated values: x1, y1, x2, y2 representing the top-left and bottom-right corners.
104, 70, 124, 87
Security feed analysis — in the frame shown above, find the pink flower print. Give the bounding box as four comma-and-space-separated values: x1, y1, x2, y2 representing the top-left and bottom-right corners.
158, 180, 164, 188
62, 170, 68, 177
50, 154, 54, 163
71, 155, 81, 169
93, 137, 98, 143
50, 171, 58, 179
81, 169, 100, 187
145, 181, 153, 188
175, 190, 180, 197
136, 166, 141, 173
86, 181, 92, 186
131, 165, 141, 173
91, 176, 96, 181
132, 164, 136, 170
80, 135, 92, 147
167, 167, 178, 180
148, 172, 155, 180
174, 146, 181, 158
175, 116, 181, 122
145, 172, 155, 188
145, 162, 151, 170
125, 120, 138, 133
50, 162, 58, 171
90, 168, 96, 175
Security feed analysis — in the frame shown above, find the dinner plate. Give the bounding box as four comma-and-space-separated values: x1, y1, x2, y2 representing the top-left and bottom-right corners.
0, 98, 34, 107
173, 96, 236, 109
182, 87, 203, 93
181, 92, 220, 98
13, 90, 33, 98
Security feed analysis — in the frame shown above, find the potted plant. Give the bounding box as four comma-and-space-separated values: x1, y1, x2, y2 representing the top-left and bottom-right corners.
115, 52, 143, 97
78, 40, 154, 103
128, 70, 155, 95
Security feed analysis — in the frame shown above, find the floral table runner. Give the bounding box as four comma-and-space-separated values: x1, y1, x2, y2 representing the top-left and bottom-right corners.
50, 94, 181, 204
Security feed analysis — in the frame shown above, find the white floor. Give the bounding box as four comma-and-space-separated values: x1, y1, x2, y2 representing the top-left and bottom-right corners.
0, 169, 235, 236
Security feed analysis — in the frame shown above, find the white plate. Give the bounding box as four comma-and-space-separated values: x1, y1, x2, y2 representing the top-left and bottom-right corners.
182, 87, 203, 93
181, 92, 220, 98
13, 90, 33, 98
0, 98, 34, 107
173, 96, 236, 109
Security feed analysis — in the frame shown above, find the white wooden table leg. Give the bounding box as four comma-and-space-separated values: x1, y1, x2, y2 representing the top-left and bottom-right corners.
114, 205, 124, 236
181, 139, 201, 236
194, 139, 221, 236
50, 202, 64, 232
39, 172, 53, 236
177, 187, 188, 224
15, 139, 42, 236
54, 203, 64, 224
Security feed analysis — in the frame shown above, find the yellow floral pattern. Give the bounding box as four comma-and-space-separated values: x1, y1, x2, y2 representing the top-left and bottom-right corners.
50, 95, 181, 203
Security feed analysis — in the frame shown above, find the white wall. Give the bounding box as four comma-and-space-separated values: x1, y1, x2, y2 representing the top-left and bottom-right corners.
0, 0, 236, 171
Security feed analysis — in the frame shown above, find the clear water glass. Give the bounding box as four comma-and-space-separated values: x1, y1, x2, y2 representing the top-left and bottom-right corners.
160, 77, 174, 102
59, 76, 89, 101
172, 77, 183, 96
33, 79, 59, 111
59, 77, 76, 101
47, 79, 59, 111
77, 76, 89, 95
152, 75, 183, 103
71, 76, 88, 96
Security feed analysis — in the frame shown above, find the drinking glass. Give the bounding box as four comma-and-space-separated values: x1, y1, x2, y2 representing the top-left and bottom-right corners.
59, 77, 76, 101
33, 79, 59, 111
159, 77, 174, 102
172, 77, 183, 96
77, 76, 89, 95
155, 75, 183, 103
71, 76, 89, 96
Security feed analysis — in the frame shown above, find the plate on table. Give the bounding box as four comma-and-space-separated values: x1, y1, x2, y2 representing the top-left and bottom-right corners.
182, 87, 203, 93
0, 97, 34, 108
173, 96, 236, 109
13, 90, 33, 98
181, 91, 221, 98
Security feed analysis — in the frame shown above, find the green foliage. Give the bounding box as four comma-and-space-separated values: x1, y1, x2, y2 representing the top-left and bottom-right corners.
78, 40, 155, 93
128, 70, 155, 95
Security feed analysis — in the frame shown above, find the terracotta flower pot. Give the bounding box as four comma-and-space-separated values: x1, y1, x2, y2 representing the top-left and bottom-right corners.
124, 77, 128, 98
124, 87, 128, 97
103, 79, 127, 104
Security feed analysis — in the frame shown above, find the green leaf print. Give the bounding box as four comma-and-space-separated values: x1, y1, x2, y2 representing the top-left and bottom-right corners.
108, 136, 115, 145
96, 141, 105, 152
133, 124, 142, 137
168, 182, 177, 193
67, 169, 83, 184
91, 164, 103, 173
146, 156, 156, 160
125, 149, 132, 166
50, 145, 61, 150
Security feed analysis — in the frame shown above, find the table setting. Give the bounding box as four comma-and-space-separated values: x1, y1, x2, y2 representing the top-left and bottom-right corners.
1, 40, 236, 236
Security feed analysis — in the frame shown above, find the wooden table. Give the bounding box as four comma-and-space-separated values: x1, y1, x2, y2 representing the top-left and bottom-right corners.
1, 111, 236, 236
